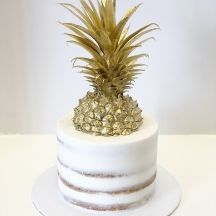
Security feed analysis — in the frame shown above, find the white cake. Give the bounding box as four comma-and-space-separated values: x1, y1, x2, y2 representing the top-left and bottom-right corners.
57, 113, 158, 211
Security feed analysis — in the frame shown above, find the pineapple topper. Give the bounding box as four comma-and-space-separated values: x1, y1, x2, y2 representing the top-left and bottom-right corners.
61, 0, 159, 136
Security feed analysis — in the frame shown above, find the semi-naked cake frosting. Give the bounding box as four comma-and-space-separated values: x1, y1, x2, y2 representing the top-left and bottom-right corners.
57, 113, 158, 211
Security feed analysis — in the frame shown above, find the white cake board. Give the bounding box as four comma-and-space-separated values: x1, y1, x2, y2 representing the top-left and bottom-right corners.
32, 167, 181, 216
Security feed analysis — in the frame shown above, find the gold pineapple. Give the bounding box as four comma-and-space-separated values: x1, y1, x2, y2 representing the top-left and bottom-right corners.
61, 0, 159, 136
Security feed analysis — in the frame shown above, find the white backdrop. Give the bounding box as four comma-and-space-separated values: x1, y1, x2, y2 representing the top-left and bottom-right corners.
0, 0, 216, 134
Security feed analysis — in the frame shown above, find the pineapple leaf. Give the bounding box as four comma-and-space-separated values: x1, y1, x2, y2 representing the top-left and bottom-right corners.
119, 24, 159, 50
66, 34, 101, 55
61, 0, 158, 96
110, 4, 141, 42
124, 54, 149, 65
60, 3, 95, 31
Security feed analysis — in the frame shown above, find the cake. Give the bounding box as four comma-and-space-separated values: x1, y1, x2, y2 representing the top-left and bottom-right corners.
58, 0, 159, 211
57, 113, 158, 211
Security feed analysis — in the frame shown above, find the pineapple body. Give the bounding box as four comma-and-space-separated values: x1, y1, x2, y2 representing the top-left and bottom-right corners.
73, 91, 143, 136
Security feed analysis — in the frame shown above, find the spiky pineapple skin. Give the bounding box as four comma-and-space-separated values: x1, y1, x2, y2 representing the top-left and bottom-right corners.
73, 91, 143, 136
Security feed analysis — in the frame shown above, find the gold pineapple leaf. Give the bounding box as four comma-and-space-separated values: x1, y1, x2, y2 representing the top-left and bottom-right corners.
61, 0, 159, 97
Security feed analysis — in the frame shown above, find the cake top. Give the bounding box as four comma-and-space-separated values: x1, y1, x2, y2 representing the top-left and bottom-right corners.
61, 0, 158, 137
57, 113, 158, 148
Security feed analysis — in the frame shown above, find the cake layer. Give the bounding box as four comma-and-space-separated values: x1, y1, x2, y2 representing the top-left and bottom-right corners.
59, 177, 155, 206
58, 172, 156, 194
57, 113, 158, 211
57, 138, 157, 174
57, 157, 156, 191
57, 114, 158, 174
62, 193, 153, 211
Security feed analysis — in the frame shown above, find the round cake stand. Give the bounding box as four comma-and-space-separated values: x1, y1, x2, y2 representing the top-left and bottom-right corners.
32, 167, 181, 216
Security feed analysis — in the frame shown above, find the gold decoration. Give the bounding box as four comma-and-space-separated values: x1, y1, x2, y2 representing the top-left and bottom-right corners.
73, 91, 143, 136
61, 0, 158, 136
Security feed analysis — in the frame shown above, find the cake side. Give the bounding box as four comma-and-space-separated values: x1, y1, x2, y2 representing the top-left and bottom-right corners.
57, 113, 158, 211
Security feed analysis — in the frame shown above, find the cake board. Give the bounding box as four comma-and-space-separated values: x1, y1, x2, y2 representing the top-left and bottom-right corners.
32, 166, 181, 216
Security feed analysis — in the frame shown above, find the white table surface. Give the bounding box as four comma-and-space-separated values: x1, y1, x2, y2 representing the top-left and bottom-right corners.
0, 135, 216, 216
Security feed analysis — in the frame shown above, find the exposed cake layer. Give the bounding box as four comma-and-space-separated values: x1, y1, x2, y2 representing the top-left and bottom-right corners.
62, 194, 152, 211
57, 157, 156, 191
59, 178, 155, 208
57, 113, 158, 211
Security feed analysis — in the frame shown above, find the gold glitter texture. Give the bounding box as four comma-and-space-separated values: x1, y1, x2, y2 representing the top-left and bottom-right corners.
73, 92, 143, 136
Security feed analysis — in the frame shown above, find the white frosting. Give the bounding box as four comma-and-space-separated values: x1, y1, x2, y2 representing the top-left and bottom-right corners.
57, 162, 156, 191
57, 113, 157, 147
57, 113, 158, 210
58, 178, 155, 206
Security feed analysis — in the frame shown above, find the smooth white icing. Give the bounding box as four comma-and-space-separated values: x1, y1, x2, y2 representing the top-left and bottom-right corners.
57, 139, 157, 173
57, 113, 158, 147
57, 113, 158, 209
